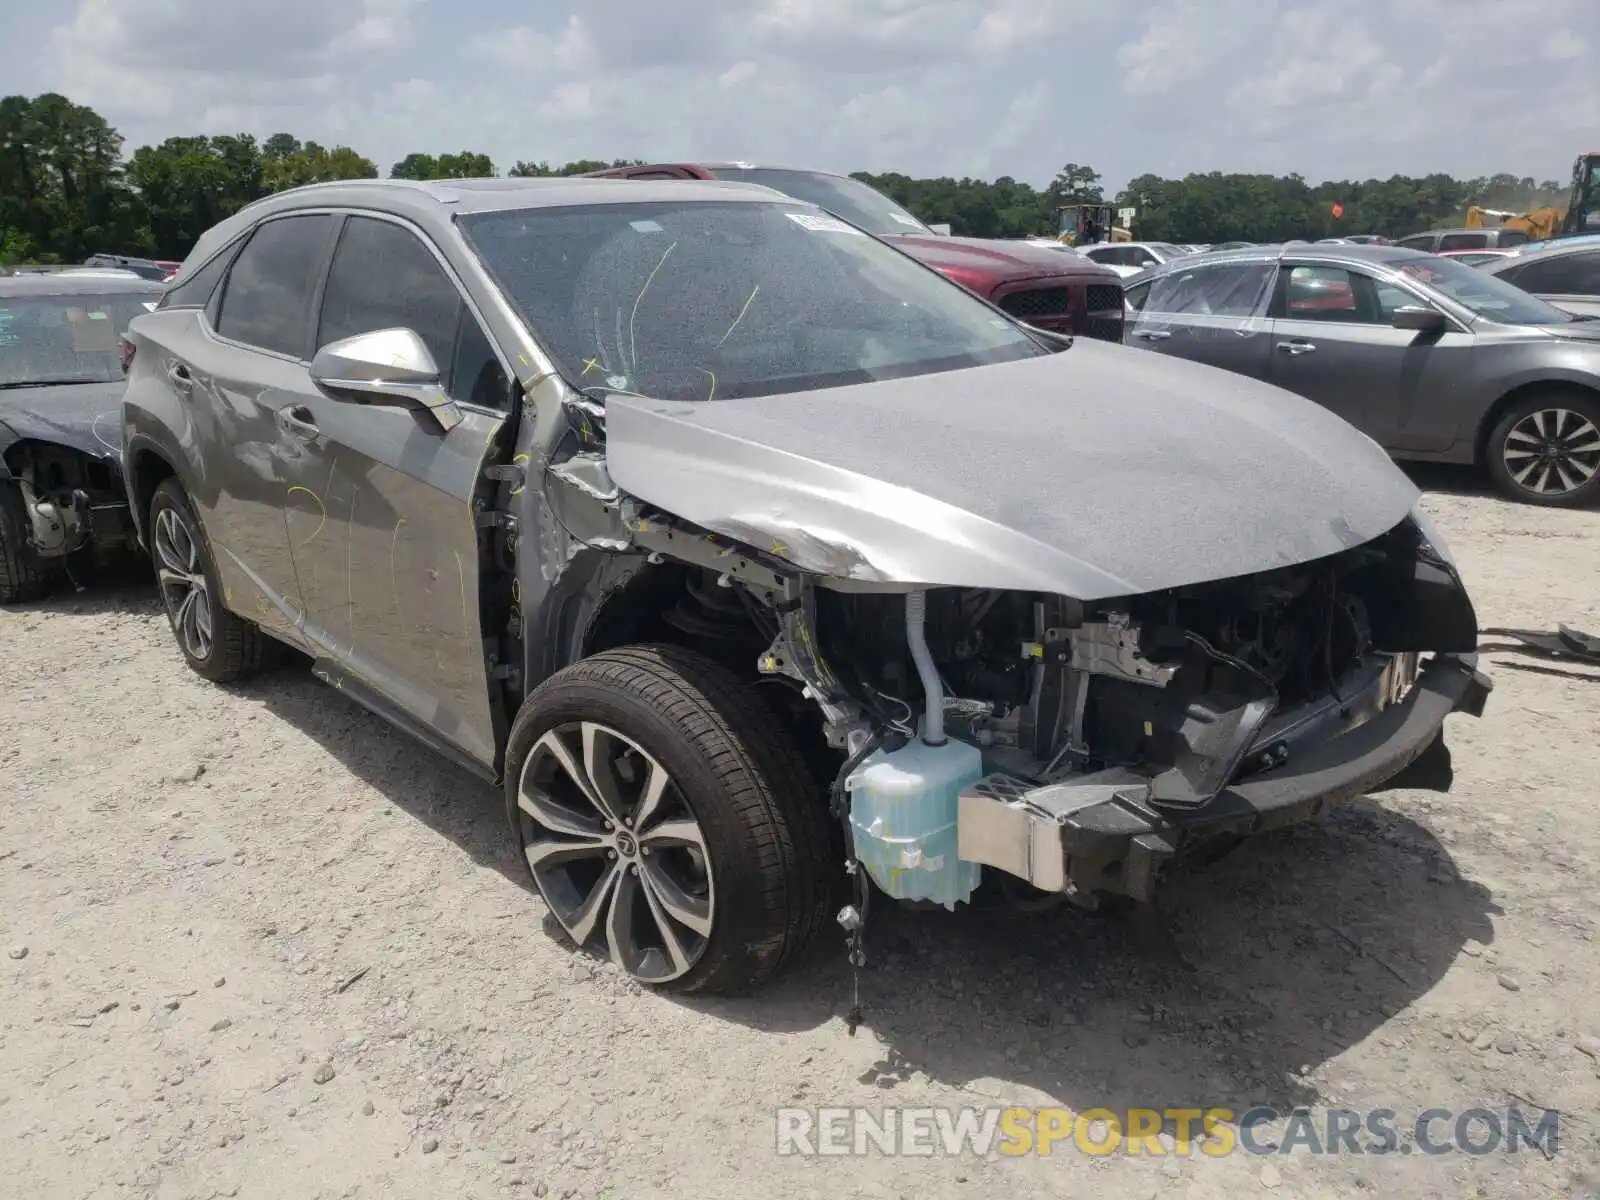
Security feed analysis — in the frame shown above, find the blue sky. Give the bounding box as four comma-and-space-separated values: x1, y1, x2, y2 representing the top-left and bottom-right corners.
7, 0, 1594, 192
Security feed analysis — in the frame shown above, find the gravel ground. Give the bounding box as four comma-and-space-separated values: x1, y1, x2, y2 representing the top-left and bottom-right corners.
4, 470, 1599, 1200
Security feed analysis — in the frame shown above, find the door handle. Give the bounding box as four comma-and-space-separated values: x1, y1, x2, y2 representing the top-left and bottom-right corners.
167, 362, 194, 392
1133, 329, 1171, 340
276, 405, 320, 438
1278, 340, 1317, 355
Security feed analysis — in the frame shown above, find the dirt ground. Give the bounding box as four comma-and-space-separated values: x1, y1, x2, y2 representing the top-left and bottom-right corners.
3, 467, 1599, 1200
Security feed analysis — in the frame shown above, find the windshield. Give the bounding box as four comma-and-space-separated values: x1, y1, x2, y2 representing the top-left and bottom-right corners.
705, 168, 933, 238
0, 292, 156, 387
459, 200, 1045, 403
1397, 255, 1573, 325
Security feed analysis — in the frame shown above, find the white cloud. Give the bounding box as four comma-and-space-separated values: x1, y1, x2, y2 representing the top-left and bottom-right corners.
1113, 0, 1595, 182
16, 0, 1593, 190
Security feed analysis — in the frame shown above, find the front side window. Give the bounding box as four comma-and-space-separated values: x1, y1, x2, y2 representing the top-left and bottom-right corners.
0, 291, 159, 387
1281, 266, 1369, 322
318, 217, 463, 371
317, 215, 513, 409
216, 215, 340, 357
1396, 234, 1435, 251
459, 200, 1045, 404
1438, 232, 1488, 251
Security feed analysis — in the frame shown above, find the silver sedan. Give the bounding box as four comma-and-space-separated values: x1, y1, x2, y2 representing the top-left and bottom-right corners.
1122, 244, 1600, 506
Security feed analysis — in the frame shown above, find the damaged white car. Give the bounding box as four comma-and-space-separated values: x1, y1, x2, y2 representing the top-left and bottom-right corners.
121, 178, 1492, 995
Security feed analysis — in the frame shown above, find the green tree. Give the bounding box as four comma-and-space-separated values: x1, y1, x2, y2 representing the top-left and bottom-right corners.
262, 141, 378, 191
125, 135, 264, 256
0, 92, 144, 263
390, 151, 494, 179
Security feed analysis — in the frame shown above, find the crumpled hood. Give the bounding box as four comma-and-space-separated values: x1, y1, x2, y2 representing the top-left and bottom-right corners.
603, 342, 1421, 600
885, 233, 1114, 283
0, 381, 125, 461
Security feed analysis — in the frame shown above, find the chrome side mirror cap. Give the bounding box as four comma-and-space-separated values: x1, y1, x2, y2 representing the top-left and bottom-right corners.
309, 327, 462, 431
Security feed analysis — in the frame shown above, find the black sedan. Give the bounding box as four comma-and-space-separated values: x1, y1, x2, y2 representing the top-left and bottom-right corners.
1122, 244, 1600, 507
1, 272, 162, 601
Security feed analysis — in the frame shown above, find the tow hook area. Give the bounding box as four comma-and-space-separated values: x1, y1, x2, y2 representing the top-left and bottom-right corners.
957, 655, 1491, 904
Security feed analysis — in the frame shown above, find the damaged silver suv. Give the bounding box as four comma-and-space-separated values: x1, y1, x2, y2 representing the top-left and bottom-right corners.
122, 178, 1491, 994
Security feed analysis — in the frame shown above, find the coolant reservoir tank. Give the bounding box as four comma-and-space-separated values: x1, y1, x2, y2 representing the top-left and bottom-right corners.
846, 733, 985, 910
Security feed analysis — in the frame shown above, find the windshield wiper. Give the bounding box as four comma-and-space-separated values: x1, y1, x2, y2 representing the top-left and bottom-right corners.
0, 377, 110, 389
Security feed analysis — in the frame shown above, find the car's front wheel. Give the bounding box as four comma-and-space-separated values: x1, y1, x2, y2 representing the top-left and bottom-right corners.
1485, 392, 1600, 507
0, 483, 56, 605
504, 644, 836, 994
148, 478, 269, 682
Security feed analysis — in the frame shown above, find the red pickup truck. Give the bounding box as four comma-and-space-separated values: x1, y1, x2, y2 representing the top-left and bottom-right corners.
583, 162, 1126, 343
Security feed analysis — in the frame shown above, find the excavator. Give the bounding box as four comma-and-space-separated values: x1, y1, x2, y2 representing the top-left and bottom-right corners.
1464, 151, 1600, 242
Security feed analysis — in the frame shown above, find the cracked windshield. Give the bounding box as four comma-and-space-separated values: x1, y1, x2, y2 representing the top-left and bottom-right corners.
2, 3, 1598, 1200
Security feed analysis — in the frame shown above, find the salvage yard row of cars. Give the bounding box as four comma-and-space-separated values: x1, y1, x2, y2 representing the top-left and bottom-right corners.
0, 165, 1545, 997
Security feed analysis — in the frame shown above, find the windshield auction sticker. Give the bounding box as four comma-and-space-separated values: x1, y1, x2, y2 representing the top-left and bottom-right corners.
785, 212, 866, 235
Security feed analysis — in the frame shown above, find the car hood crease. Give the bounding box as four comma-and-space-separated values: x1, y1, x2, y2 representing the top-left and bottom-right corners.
602, 344, 1420, 600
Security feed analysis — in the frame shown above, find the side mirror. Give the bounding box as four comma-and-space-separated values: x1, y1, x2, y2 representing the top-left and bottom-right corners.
1391, 306, 1447, 332
309, 328, 462, 430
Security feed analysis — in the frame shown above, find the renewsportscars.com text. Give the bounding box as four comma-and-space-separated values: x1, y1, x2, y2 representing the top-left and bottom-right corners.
775, 1106, 1560, 1158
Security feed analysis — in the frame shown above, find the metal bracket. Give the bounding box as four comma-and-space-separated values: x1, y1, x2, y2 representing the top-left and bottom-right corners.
476, 509, 518, 532
483, 462, 525, 487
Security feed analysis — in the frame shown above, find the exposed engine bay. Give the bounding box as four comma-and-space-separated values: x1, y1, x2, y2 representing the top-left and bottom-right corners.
614, 507, 1483, 911
1, 440, 134, 560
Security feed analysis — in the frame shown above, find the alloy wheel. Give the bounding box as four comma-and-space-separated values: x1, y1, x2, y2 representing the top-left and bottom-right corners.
516, 721, 715, 984
153, 507, 214, 660
1501, 407, 1600, 498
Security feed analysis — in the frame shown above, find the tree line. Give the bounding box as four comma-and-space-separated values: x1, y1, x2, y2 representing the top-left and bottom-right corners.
0, 91, 1572, 265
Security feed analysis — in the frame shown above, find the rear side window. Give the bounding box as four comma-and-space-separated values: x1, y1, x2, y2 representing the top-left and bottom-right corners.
1508, 250, 1600, 296
1437, 233, 1488, 251
216, 215, 339, 358
1146, 262, 1274, 317
1497, 230, 1529, 247
162, 239, 242, 309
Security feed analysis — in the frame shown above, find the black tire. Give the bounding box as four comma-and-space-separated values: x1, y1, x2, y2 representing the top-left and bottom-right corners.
1484, 391, 1600, 508
148, 478, 268, 682
504, 644, 837, 995
0, 483, 56, 604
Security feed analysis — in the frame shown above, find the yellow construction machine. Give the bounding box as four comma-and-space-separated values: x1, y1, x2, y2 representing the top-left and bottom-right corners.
1562, 151, 1600, 236
1465, 204, 1564, 240
1463, 152, 1600, 242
